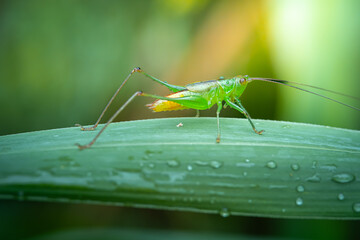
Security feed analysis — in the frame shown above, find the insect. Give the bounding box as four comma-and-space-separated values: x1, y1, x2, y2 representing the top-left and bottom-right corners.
75, 67, 359, 149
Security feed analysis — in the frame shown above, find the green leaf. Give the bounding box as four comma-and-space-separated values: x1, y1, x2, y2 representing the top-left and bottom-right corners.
27, 227, 270, 240
0, 118, 359, 219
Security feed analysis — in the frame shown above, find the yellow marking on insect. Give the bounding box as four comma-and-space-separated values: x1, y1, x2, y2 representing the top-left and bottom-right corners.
147, 91, 189, 112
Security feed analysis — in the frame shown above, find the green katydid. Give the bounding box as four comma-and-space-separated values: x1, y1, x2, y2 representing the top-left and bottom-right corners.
75, 67, 359, 150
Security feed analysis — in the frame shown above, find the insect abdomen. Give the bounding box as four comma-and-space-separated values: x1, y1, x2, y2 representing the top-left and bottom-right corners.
146, 91, 190, 112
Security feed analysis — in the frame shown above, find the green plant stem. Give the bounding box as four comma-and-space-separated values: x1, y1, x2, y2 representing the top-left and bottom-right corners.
0, 118, 359, 219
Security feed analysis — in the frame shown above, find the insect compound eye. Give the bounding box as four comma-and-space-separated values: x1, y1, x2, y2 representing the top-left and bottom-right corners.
132, 67, 143, 73
240, 78, 246, 84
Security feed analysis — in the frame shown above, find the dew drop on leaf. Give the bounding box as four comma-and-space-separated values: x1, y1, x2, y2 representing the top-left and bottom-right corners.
210, 161, 222, 169
219, 208, 230, 218
306, 173, 321, 183
353, 203, 360, 213
296, 185, 305, 193
295, 197, 303, 206
337, 193, 345, 201
291, 163, 300, 171
332, 173, 355, 184
167, 160, 180, 167
266, 161, 277, 169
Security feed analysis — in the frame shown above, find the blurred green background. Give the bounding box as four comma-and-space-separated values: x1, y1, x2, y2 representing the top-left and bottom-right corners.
0, 0, 359, 239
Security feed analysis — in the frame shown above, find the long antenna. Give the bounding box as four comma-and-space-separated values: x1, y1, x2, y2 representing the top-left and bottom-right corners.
250, 78, 360, 111
259, 78, 360, 101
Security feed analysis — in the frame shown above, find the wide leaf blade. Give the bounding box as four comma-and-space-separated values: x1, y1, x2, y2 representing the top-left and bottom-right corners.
0, 118, 359, 219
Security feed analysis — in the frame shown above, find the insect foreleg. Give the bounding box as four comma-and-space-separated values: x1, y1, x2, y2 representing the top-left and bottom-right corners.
75, 91, 143, 150
225, 98, 264, 135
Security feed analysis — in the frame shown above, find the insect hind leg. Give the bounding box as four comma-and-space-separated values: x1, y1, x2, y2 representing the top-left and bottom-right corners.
75, 67, 143, 131
140, 92, 209, 110
75, 91, 143, 150
75, 67, 186, 132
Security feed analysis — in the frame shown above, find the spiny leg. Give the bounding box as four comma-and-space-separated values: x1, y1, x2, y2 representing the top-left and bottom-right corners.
216, 102, 223, 143
226, 98, 264, 135
75, 91, 142, 150
75, 67, 186, 131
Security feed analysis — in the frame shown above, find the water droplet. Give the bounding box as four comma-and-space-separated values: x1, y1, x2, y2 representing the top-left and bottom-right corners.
266, 161, 277, 169
306, 173, 321, 183
245, 159, 250, 163
148, 163, 155, 168
167, 160, 180, 167
319, 164, 337, 172
282, 208, 286, 213
291, 163, 300, 171
219, 208, 230, 218
248, 199, 252, 203
210, 161, 222, 169
296, 185, 305, 193
337, 193, 345, 201
187, 165, 193, 171
312, 161, 318, 169
295, 197, 303, 206
195, 161, 208, 166
353, 203, 360, 213
282, 125, 291, 129
332, 173, 355, 184
243, 172, 248, 177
